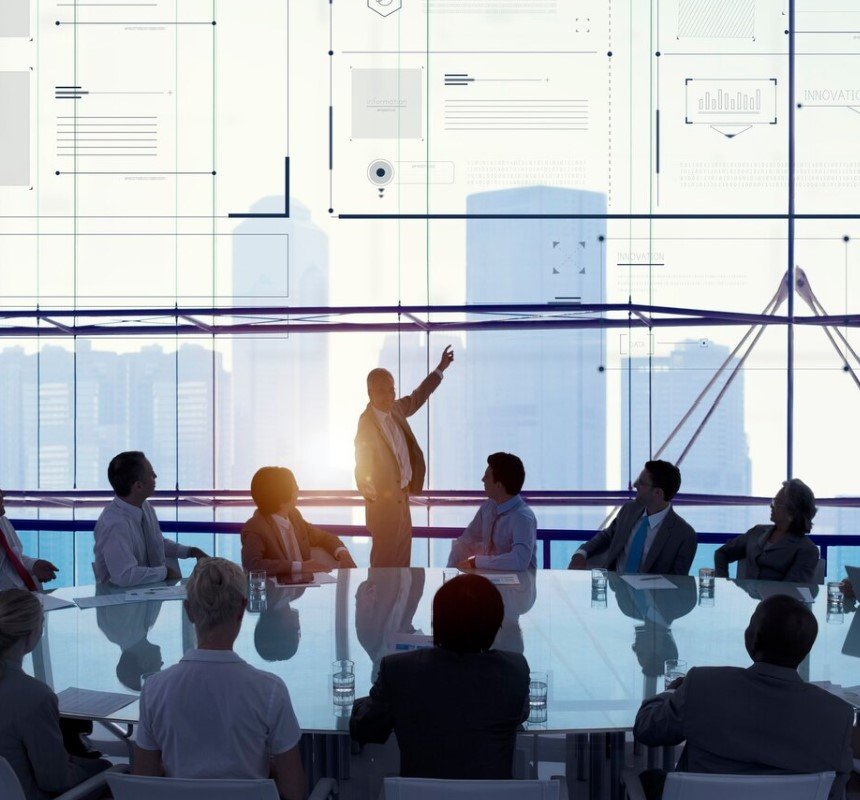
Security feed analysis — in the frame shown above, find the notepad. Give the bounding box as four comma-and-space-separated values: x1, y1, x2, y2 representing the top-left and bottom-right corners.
621, 574, 677, 590
56, 687, 137, 718
36, 594, 75, 612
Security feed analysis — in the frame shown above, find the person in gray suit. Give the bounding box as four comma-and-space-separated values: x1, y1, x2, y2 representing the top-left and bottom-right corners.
569, 460, 697, 575
0, 589, 111, 800
350, 573, 529, 779
633, 594, 854, 800
715, 479, 820, 583
355, 346, 454, 567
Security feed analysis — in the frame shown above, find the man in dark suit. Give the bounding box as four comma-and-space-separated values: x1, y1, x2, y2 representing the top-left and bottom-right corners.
633, 595, 854, 800
354, 346, 454, 567
350, 574, 529, 779
242, 467, 356, 576
568, 460, 697, 575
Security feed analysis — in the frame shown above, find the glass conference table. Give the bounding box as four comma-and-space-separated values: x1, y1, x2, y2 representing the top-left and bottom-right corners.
25, 569, 860, 798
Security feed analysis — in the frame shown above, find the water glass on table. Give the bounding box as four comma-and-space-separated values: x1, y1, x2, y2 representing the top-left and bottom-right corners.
332, 659, 355, 706
664, 659, 687, 691
591, 568, 608, 608
528, 671, 548, 723
698, 567, 714, 590
248, 570, 267, 613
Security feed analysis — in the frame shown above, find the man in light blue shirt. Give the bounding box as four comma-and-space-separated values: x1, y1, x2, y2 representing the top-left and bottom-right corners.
447, 453, 537, 571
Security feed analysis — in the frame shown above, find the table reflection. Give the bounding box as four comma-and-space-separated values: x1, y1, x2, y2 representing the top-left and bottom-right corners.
253, 585, 305, 663
33, 570, 860, 733
608, 574, 697, 698
95, 584, 166, 691
355, 568, 426, 680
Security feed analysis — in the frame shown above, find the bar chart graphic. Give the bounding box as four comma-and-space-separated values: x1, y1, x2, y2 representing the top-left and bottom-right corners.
685, 78, 777, 125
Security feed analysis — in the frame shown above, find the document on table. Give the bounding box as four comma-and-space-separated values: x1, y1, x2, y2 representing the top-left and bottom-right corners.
621, 574, 677, 590
476, 573, 520, 586
276, 572, 338, 588
73, 584, 186, 609
755, 583, 814, 603
124, 584, 186, 601
56, 687, 137, 718
390, 633, 434, 652
37, 593, 76, 612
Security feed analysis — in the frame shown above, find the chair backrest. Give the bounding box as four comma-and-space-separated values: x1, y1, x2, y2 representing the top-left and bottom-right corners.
107, 773, 280, 800
383, 777, 560, 800
0, 758, 26, 800
662, 771, 835, 800
813, 558, 826, 586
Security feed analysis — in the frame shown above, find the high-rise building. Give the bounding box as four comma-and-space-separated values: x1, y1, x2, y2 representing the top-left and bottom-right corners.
621, 338, 752, 534
228, 197, 332, 490
429, 186, 608, 561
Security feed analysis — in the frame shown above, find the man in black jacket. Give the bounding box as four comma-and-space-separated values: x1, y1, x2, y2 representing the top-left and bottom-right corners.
350, 573, 529, 779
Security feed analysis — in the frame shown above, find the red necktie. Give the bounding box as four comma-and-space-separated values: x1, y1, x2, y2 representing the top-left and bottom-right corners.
0, 528, 38, 591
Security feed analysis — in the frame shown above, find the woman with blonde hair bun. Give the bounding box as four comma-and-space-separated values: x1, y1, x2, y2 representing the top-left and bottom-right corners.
0, 588, 110, 799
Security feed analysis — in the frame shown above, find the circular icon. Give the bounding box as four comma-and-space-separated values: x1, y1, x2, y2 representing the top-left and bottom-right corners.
367, 159, 394, 186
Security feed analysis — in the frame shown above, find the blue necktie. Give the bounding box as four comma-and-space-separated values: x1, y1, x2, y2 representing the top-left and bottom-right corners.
624, 516, 650, 573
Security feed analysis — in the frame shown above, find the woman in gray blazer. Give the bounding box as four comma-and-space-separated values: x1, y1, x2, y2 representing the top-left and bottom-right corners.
0, 589, 110, 800
714, 479, 820, 583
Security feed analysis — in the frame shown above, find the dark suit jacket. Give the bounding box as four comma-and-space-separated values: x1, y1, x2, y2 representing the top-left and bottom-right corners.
634, 663, 854, 800
571, 501, 697, 575
350, 647, 530, 779
354, 371, 441, 500
714, 524, 820, 583
241, 508, 346, 575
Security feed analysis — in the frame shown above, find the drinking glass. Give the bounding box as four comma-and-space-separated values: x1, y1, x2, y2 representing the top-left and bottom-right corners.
664, 659, 687, 690
332, 659, 355, 705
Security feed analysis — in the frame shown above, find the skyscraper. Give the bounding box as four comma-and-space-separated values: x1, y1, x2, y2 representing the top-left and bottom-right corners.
431, 186, 608, 555
228, 197, 331, 490
621, 338, 752, 534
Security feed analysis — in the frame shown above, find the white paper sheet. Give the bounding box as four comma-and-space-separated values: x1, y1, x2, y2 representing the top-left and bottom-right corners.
621, 574, 678, 590
124, 584, 186, 601
36, 593, 75, 612
276, 572, 338, 588
56, 687, 137, 718
476, 573, 521, 586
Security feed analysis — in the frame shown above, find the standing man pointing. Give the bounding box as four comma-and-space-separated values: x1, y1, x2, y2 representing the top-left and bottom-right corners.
355, 346, 454, 567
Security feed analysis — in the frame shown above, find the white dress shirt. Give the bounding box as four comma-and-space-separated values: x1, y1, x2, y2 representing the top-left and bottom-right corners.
0, 516, 40, 591
137, 649, 302, 779
272, 514, 303, 575
575, 504, 672, 567
93, 497, 189, 587
371, 406, 412, 489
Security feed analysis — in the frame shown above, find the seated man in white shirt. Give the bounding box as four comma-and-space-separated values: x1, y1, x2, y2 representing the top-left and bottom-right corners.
93, 451, 207, 587
133, 558, 305, 800
0, 488, 58, 591
447, 453, 537, 571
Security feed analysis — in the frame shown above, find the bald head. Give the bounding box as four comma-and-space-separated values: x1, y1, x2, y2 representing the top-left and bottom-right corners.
367, 368, 395, 413
744, 594, 818, 669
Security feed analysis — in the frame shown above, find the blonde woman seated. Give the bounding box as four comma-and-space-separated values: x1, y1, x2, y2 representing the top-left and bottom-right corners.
242, 467, 356, 577
133, 558, 305, 800
715, 479, 820, 583
0, 589, 110, 800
